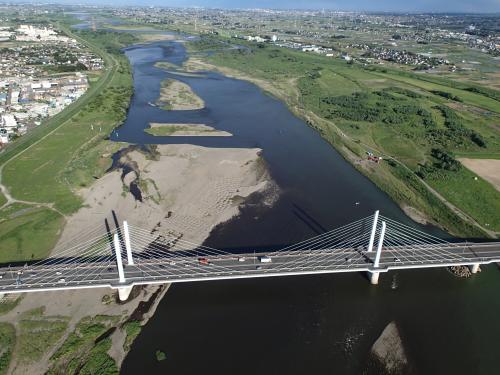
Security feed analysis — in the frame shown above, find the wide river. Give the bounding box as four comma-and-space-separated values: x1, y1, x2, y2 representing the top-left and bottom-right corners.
94, 35, 500, 374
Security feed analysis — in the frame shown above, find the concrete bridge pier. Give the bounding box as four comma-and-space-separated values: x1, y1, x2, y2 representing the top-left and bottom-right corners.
369, 220, 386, 286
113, 233, 132, 301
370, 272, 380, 285
118, 286, 133, 301
470, 263, 480, 274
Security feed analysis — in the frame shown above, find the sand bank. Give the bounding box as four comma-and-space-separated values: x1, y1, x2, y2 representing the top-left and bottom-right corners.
157, 78, 205, 111
371, 321, 408, 373
145, 123, 232, 137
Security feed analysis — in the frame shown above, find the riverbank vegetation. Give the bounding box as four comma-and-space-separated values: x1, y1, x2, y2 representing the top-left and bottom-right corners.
48, 315, 120, 375
0, 323, 15, 375
16, 307, 69, 364
0, 24, 137, 261
189, 36, 500, 237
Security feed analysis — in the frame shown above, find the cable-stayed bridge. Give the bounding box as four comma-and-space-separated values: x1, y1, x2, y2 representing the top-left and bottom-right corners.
1, 211, 499, 301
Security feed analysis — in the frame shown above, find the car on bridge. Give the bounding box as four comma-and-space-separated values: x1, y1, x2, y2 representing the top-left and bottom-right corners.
198, 258, 210, 265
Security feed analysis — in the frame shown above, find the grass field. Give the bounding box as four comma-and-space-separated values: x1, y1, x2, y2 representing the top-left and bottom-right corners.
0, 297, 22, 316
0, 25, 137, 262
16, 307, 69, 364
0, 206, 65, 262
198, 36, 500, 237
0, 323, 15, 375
427, 168, 500, 231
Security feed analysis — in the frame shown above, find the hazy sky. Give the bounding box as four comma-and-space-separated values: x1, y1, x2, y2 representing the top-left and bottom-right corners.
13, 0, 500, 12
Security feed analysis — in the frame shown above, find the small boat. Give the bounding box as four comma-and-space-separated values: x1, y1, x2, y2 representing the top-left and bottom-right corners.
148, 101, 157, 107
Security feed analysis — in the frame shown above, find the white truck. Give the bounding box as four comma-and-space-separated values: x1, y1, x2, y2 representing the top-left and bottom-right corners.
259, 256, 272, 263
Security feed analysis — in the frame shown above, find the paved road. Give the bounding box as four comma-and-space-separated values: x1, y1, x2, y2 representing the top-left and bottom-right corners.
0, 242, 499, 295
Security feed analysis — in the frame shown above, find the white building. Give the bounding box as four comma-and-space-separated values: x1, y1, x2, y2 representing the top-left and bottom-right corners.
302, 45, 320, 52
247, 36, 266, 43
0, 131, 9, 144
1, 114, 17, 132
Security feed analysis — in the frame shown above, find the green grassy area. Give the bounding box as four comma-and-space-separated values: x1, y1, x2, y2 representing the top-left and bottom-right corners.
0, 24, 137, 262
145, 126, 180, 136
16, 307, 69, 364
78, 338, 118, 375
0, 323, 15, 375
122, 320, 142, 352
0, 297, 22, 316
155, 61, 181, 70
425, 167, 500, 231
48, 315, 120, 375
198, 37, 500, 237
454, 151, 500, 160
371, 71, 500, 113
0, 205, 64, 262
0, 192, 6, 207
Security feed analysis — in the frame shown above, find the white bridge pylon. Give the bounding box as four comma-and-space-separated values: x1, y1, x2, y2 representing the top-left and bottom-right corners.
0, 211, 499, 301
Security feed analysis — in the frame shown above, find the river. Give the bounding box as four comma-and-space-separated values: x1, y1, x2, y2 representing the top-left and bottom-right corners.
69, 19, 500, 374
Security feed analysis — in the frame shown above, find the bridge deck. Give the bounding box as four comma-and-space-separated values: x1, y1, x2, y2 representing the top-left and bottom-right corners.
1, 242, 499, 295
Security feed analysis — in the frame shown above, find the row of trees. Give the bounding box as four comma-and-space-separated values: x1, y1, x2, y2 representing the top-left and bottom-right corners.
436, 105, 486, 148
417, 148, 462, 180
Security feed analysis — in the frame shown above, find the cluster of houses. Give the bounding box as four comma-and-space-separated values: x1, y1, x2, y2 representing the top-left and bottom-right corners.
0, 74, 89, 145
345, 43, 449, 69
0, 24, 98, 147
0, 24, 103, 79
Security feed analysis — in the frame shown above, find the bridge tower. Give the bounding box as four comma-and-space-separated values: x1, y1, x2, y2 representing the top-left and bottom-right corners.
113, 222, 134, 301
369, 220, 386, 285
367, 210, 379, 253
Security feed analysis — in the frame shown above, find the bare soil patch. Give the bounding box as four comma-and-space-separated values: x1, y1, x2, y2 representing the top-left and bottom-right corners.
459, 158, 500, 192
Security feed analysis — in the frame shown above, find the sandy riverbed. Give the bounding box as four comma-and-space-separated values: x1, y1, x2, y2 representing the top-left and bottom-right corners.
59, 144, 272, 245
